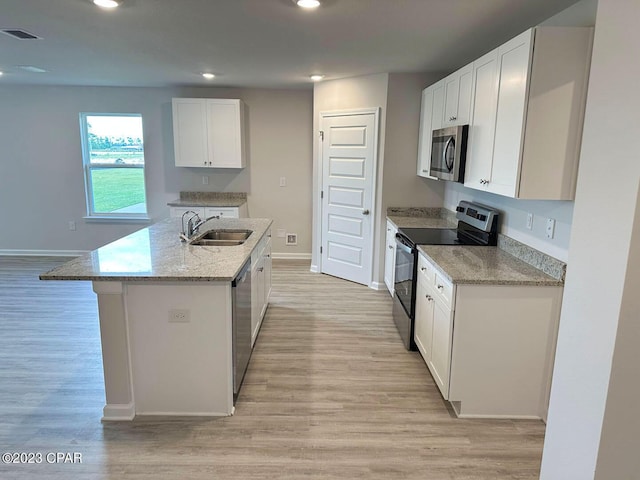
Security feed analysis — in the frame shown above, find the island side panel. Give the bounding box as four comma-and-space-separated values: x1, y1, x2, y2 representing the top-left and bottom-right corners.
126, 282, 234, 416
92, 281, 135, 421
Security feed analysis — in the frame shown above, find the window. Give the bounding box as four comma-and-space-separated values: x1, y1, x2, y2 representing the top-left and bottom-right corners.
80, 113, 148, 219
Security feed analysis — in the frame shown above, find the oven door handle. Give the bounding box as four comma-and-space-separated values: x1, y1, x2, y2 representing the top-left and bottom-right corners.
395, 234, 414, 254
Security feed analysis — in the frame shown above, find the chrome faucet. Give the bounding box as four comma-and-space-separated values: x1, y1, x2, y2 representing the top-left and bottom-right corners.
180, 211, 221, 242
180, 210, 201, 241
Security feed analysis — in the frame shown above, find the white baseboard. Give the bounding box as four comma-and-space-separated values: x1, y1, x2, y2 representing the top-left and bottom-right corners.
369, 281, 385, 291
310, 264, 319, 273
0, 249, 88, 257
102, 402, 136, 422
271, 252, 312, 260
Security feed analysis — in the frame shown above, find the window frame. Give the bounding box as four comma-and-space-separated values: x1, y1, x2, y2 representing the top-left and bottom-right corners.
79, 112, 150, 221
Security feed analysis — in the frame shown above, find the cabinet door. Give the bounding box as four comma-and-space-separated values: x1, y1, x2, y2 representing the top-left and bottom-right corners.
172, 99, 209, 168
444, 64, 473, 127
414, 275, 434, 364
443, 74, 460, 126
169, 206, 205, 218
207, 99, 245, 169
251, 263, 260, 347
456, 64, 473, 125
417, 87, 437, 179
464, 49, 499, 190
383, 222, 397, 294
256, 255, 265, 322
488, 29, 533, 198
262, 239, 272, 313
429, 300, 453, 399
431, 80, 445, 131
204, 207, 239, 218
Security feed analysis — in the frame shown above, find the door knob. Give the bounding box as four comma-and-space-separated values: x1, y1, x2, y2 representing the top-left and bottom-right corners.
362, 209, 370, 215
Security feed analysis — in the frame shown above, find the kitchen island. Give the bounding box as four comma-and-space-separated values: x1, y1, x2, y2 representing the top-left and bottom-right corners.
40, 217, 272, 421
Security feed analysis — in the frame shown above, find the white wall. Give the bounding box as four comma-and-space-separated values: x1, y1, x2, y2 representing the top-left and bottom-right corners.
594, 183, 640, 479
0, 85, 312, 255
540, 0, 640, 478
444, 184, 574, 261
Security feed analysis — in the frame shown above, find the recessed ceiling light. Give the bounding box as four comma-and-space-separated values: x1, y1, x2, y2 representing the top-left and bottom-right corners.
202, 73, 215, 80
310, 74, 325, 82
93, 0, 120, 9
0, 71, 3, 76
295, 0, 321, 9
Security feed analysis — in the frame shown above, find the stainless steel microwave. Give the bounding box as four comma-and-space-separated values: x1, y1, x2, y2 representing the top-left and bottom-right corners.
430, 125, 468, 182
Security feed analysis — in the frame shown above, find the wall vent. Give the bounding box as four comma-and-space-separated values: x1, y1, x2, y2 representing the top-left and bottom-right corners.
286, 233, 298, 246
1, 29, 42, 40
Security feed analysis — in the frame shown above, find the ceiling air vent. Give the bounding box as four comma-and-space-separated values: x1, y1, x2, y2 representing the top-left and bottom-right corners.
1, 29, 42, 40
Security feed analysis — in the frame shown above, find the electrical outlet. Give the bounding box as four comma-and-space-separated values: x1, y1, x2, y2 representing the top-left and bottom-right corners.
277, 229, 286, 238
68, 221, 76, 231
202, 176, 209, 185
279, 177, 286, 187
168, 309, 190, 323
546, 218, 556, 239
526, 213, 533, 230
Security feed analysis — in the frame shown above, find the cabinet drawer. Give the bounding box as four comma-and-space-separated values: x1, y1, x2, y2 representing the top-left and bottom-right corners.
418, 253, 435, 284
433, 271, 454, 310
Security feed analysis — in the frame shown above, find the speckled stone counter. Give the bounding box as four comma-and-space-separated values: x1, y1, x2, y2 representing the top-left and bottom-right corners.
387, 215, 456, 230
168, 191, 247, 208
40, 217, 272, 282
417, 245, 563, 286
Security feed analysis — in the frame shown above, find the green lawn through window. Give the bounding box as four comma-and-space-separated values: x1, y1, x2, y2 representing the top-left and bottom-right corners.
90, 168, 147, 213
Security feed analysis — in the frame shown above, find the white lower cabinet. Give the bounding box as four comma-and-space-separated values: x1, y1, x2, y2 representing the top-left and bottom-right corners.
414, 252, 563, 419
251, 230, 272, 347
414, 255, 454, 399
383, 221, 397, 295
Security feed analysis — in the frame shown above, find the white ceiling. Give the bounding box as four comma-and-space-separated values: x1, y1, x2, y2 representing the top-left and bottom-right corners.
1, 0, 581, 89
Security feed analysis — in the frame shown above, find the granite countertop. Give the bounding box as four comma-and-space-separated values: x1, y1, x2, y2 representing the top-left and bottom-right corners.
417, 245, 563, 286
40, 217, 272, 282
387, 215, 456, 230
167, 191, 247, 208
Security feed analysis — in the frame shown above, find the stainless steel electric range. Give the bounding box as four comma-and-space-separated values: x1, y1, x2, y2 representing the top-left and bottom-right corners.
392, 201, 499, 350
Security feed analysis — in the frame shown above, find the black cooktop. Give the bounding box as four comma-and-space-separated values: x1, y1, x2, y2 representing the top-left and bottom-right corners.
399, 227, 472, 246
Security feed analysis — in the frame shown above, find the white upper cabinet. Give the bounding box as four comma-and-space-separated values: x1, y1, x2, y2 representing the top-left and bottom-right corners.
172, 98, 246, 169
431, 80, 445, 131
464, 49, 499, 190
443, 64, 473, 126
416, 88, 435, 178
464, 27, 593, 199
416, 64, 473, 179
416, 79, 445, 179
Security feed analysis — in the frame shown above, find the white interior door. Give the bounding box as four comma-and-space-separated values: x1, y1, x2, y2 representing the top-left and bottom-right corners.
320, 112, 377, 286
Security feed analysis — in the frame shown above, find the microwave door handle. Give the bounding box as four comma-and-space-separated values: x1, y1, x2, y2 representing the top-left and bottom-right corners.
443, 137, 454, 171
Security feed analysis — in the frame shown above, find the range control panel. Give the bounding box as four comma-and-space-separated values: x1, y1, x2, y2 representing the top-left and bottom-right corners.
455, 201, 499, 233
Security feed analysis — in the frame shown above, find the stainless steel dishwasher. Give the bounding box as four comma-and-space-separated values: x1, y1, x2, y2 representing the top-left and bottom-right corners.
232, 258, 252, 400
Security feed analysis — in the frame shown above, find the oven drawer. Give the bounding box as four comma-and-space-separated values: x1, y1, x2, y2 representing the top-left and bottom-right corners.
417, 253, 435, 283
433, 271, 454, 310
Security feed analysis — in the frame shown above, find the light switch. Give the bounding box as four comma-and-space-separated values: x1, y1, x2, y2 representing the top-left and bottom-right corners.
279, 177, 286, 187
202, 176, 209, 185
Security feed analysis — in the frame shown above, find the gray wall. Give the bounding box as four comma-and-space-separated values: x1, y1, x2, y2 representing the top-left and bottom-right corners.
0, 85, 312, 255
311, 72, 445, 284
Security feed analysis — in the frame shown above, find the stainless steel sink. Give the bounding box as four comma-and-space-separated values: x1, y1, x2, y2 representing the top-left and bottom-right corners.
190, 229, 253, 246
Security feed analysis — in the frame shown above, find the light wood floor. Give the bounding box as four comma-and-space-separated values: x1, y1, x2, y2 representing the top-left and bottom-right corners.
0, 257, 546, 479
